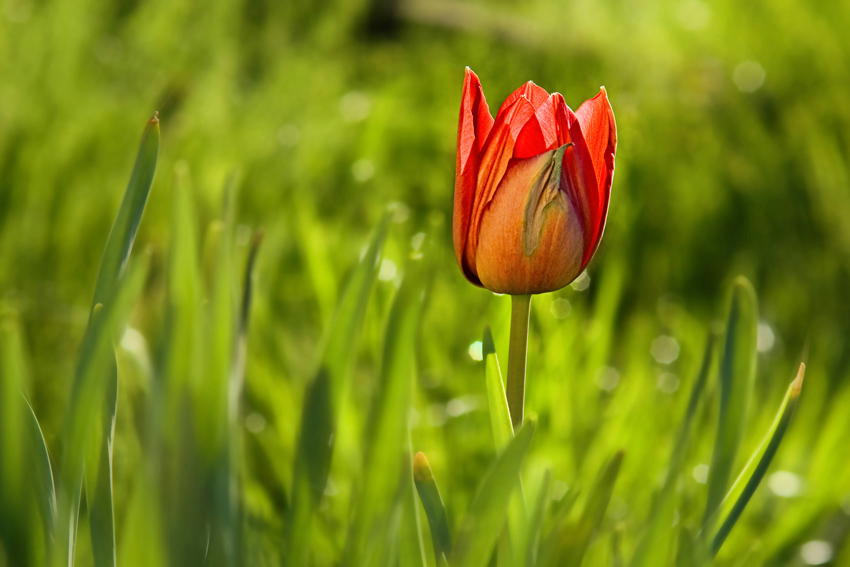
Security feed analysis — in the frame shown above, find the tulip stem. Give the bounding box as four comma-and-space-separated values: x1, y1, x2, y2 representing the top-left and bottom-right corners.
506, 294, 532, 430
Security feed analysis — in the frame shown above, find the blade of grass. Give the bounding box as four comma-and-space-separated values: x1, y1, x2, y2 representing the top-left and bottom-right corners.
451, 421, 535, 567
413, 452, 452, 565
284, 215, 389, 567
540, 451, 624, 566
630, 331, 717, 567
24, 398, 57, 546
85, 113, 159, 567
702, 277, 758, 532
710, 363, 806, 555
343, 249, 426, 567
399, 441, 427, 567
523, 469, 552, 567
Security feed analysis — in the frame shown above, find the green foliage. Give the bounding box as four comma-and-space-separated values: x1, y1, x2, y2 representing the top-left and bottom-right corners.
1, 0, 848, 566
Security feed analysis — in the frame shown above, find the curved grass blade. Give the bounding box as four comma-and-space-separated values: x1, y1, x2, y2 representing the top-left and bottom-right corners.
284, 215, 389, 567
85, 113, 159, 567
399, 440, 427, 567
710, 363, 806, 555
630, 331, 717, 567
483, 326, 513, 449
413, 452, 452, 565
703, 277, 757, 531
343, 249, 427, 567
523, 469, 552, 567
451, 421, 535, 567
24, 398, 57, 542
53, 254, 149, 567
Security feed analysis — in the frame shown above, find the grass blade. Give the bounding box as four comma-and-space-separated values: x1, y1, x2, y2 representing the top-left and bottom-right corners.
344, 249, 426, 567
630, 331, 717, 567
483, 326, 513, 450
710, 363, 806, 555
399, 441, 427, 567
284, 215, 389, 566
523, 469, 552, 567
451, 421, 535, 567
540, 451, 624, 566
703, 277, 758, 530
413, 452, 452, 564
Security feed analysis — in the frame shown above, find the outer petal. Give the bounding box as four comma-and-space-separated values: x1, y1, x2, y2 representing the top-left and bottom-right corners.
453, 68, 494, 284
475, 150, 585, 295
463, 95, 536, 277
575, 88, 617, 267
550, 95, 600, 267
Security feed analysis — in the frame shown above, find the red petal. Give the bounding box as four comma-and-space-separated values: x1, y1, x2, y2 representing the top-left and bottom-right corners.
464, 96, 536, 274
575, 88, 617, 267
453, 68, 494, 284
514, 94, 560, 159
496, 80, 549, 117
551, 94, 601, 267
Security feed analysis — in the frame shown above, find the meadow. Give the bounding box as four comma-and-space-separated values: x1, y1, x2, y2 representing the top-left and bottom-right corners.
2, 0, 850, 565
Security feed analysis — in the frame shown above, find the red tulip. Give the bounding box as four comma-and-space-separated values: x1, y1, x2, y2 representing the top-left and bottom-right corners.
452, 68, 617, 295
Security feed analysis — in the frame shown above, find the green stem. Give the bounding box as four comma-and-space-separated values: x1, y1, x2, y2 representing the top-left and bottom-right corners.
506, 294, 532, 430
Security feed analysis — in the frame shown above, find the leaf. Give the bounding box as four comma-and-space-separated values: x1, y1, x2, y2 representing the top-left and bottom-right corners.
522, 469, 552, 567
710, 363, 805, 555
629, 332, 717, 567
540, 451, 624, 567
451, 421, 535, 567
344, 246, 427, 567
703, 277, 758, 530
413, 452, 452, 564
284, 216, 389, 567
483, 326, 513, 450
399, 441, 427, 567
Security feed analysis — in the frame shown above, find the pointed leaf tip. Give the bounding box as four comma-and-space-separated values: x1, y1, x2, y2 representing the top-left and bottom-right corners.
413, 452, 433, 482
792, 363, 805, 395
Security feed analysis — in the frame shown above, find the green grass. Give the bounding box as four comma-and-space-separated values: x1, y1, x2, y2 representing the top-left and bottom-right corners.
2, 0, 850, 565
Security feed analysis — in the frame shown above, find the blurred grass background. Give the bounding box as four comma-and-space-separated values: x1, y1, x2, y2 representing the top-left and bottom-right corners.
2, 0, 850, 565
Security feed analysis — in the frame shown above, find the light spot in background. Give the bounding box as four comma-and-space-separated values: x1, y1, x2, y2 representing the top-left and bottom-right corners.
651, 336, 680, 364
277, 124, 300, 147
378, 259, 397, 281
757, 322, 776, 352
352, 159, 374, 182
733, 61, 766, 93
550, 298, 572, 319
408, 407, 420, 428
446, 396, 478, 417
552, 480, 568, 501
245, 412, 266, 433
672, 509, 680, 527
595, 367, 620, 392
571, 272, 590, 291
411, 232, 426, 251
120, 327, 147, 355
389, 202, 410, 223
693, 464, 709, 484
801, 541, 833, 565
324, 478, 339, 496
468, 341, 483, 361
657, 372, 680, 393
427, 404, 448, 427
769, 471, 802, 498
339, 91, 371, 122
676, 0, 711, 30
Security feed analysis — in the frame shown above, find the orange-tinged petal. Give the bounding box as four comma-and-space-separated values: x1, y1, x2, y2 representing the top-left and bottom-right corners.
551, 96, 600, 266
453, 68, 494, 284
575, 87, 617, 267
514, 94, 561, 159
476, 150, 585, 295
464, 95, 536, 276
496, 80, 549, 117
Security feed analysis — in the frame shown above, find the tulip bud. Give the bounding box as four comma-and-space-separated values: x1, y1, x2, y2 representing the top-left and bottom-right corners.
452, 68, 616, 295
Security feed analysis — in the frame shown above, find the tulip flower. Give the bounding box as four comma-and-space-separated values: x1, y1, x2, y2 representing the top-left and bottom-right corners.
451, 68, 617, 428
452, 67, 616, 296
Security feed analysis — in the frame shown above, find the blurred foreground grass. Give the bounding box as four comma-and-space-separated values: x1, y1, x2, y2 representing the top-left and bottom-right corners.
2, 0, 850, 565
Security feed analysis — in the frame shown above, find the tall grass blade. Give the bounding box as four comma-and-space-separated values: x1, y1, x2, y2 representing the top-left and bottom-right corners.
710, 363, 805, 555
540, 451, 624, 566
451, 421, 535, 567
284, 215, 389, 566
344, 250, 426, 567
413, 452, 452, 565
630, 332, 717, 567
399, 441, 427, 567
703, 277, 757, 530
523, 469, 552, 567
